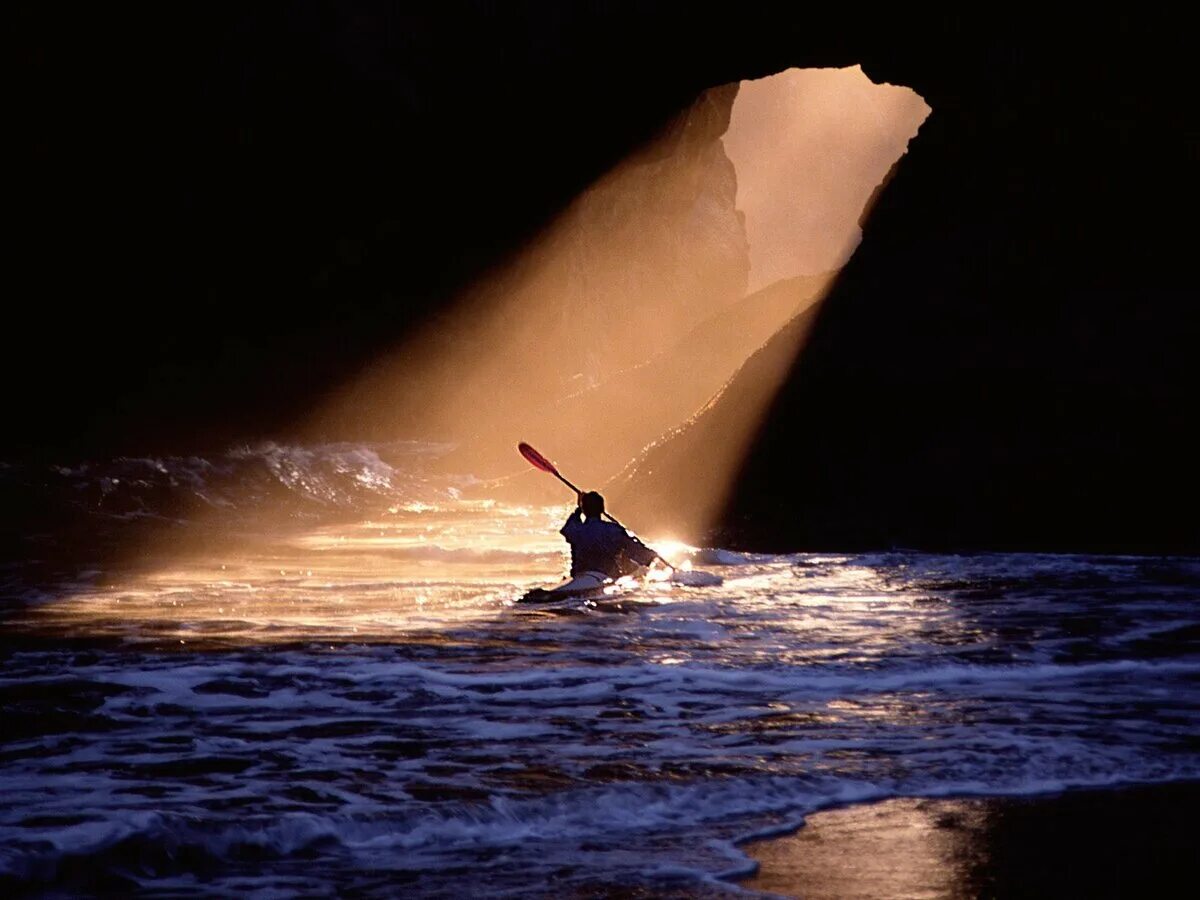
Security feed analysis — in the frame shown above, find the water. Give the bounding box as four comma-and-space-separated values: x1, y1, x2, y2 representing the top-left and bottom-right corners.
2, 445, 1199, 896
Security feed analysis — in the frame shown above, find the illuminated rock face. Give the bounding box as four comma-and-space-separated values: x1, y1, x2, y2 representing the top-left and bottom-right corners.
539, 84, 750, 383
388, 84, 753, 448
456, 83, 749, 396
607, 282, 826, 538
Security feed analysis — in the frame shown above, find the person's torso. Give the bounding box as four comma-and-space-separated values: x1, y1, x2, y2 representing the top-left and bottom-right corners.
566, 519, 628, 577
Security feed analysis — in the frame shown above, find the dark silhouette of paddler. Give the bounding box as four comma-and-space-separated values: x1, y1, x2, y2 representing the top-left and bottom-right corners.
561, 491, 658, 579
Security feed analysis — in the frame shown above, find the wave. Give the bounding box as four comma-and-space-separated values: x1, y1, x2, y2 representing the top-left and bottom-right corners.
349, 656, 1200, 701
6, 770, 1199, 894
2, 441, 459, 528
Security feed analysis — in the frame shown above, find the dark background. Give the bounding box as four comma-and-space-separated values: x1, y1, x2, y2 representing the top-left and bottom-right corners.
10, 5, 1198, 552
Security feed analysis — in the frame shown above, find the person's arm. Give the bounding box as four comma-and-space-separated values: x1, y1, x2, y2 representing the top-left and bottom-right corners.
622, 531, 659, 567
560, 505, 584, 538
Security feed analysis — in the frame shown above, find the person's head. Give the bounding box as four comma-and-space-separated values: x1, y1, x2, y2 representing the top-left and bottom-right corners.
581, 491, 605, 518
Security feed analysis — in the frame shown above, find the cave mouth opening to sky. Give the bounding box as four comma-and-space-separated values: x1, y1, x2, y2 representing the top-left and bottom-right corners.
727, 66, 929, 292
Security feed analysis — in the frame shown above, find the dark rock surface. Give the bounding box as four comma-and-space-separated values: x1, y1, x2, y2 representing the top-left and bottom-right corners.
617, 18, 1198, 553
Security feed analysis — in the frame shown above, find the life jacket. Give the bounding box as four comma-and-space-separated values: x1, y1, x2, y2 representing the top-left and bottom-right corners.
560, 512, 656, 578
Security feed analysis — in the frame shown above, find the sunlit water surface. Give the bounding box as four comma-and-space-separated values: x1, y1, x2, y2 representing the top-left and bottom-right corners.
3, 497, 1199, 896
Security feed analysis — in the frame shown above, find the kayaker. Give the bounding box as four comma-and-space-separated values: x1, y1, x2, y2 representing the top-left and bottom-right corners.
561, 491, 658, 579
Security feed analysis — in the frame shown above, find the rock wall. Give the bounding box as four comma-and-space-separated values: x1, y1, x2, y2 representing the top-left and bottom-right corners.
618, 21, 1198, 553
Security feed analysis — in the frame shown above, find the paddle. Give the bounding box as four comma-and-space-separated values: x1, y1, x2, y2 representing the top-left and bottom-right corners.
517, 442, 675, 572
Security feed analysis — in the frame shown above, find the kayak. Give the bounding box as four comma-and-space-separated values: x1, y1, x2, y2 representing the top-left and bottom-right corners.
518, 570, 611, 604
517, 564, 723, 605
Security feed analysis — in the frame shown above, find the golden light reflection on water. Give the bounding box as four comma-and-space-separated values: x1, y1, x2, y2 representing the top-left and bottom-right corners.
11, 504, 976, 676
647, 539, 698, 570
744, 798, 987, 899
14, 503, 575, 647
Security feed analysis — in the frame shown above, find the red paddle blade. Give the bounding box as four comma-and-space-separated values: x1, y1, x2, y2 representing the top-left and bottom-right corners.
518, 442, 559, 476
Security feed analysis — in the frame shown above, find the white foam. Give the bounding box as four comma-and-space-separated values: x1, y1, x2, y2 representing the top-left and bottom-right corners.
670, 569, 724, 587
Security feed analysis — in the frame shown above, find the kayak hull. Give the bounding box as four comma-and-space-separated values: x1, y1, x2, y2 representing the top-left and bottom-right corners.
519, 571, 609, 604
